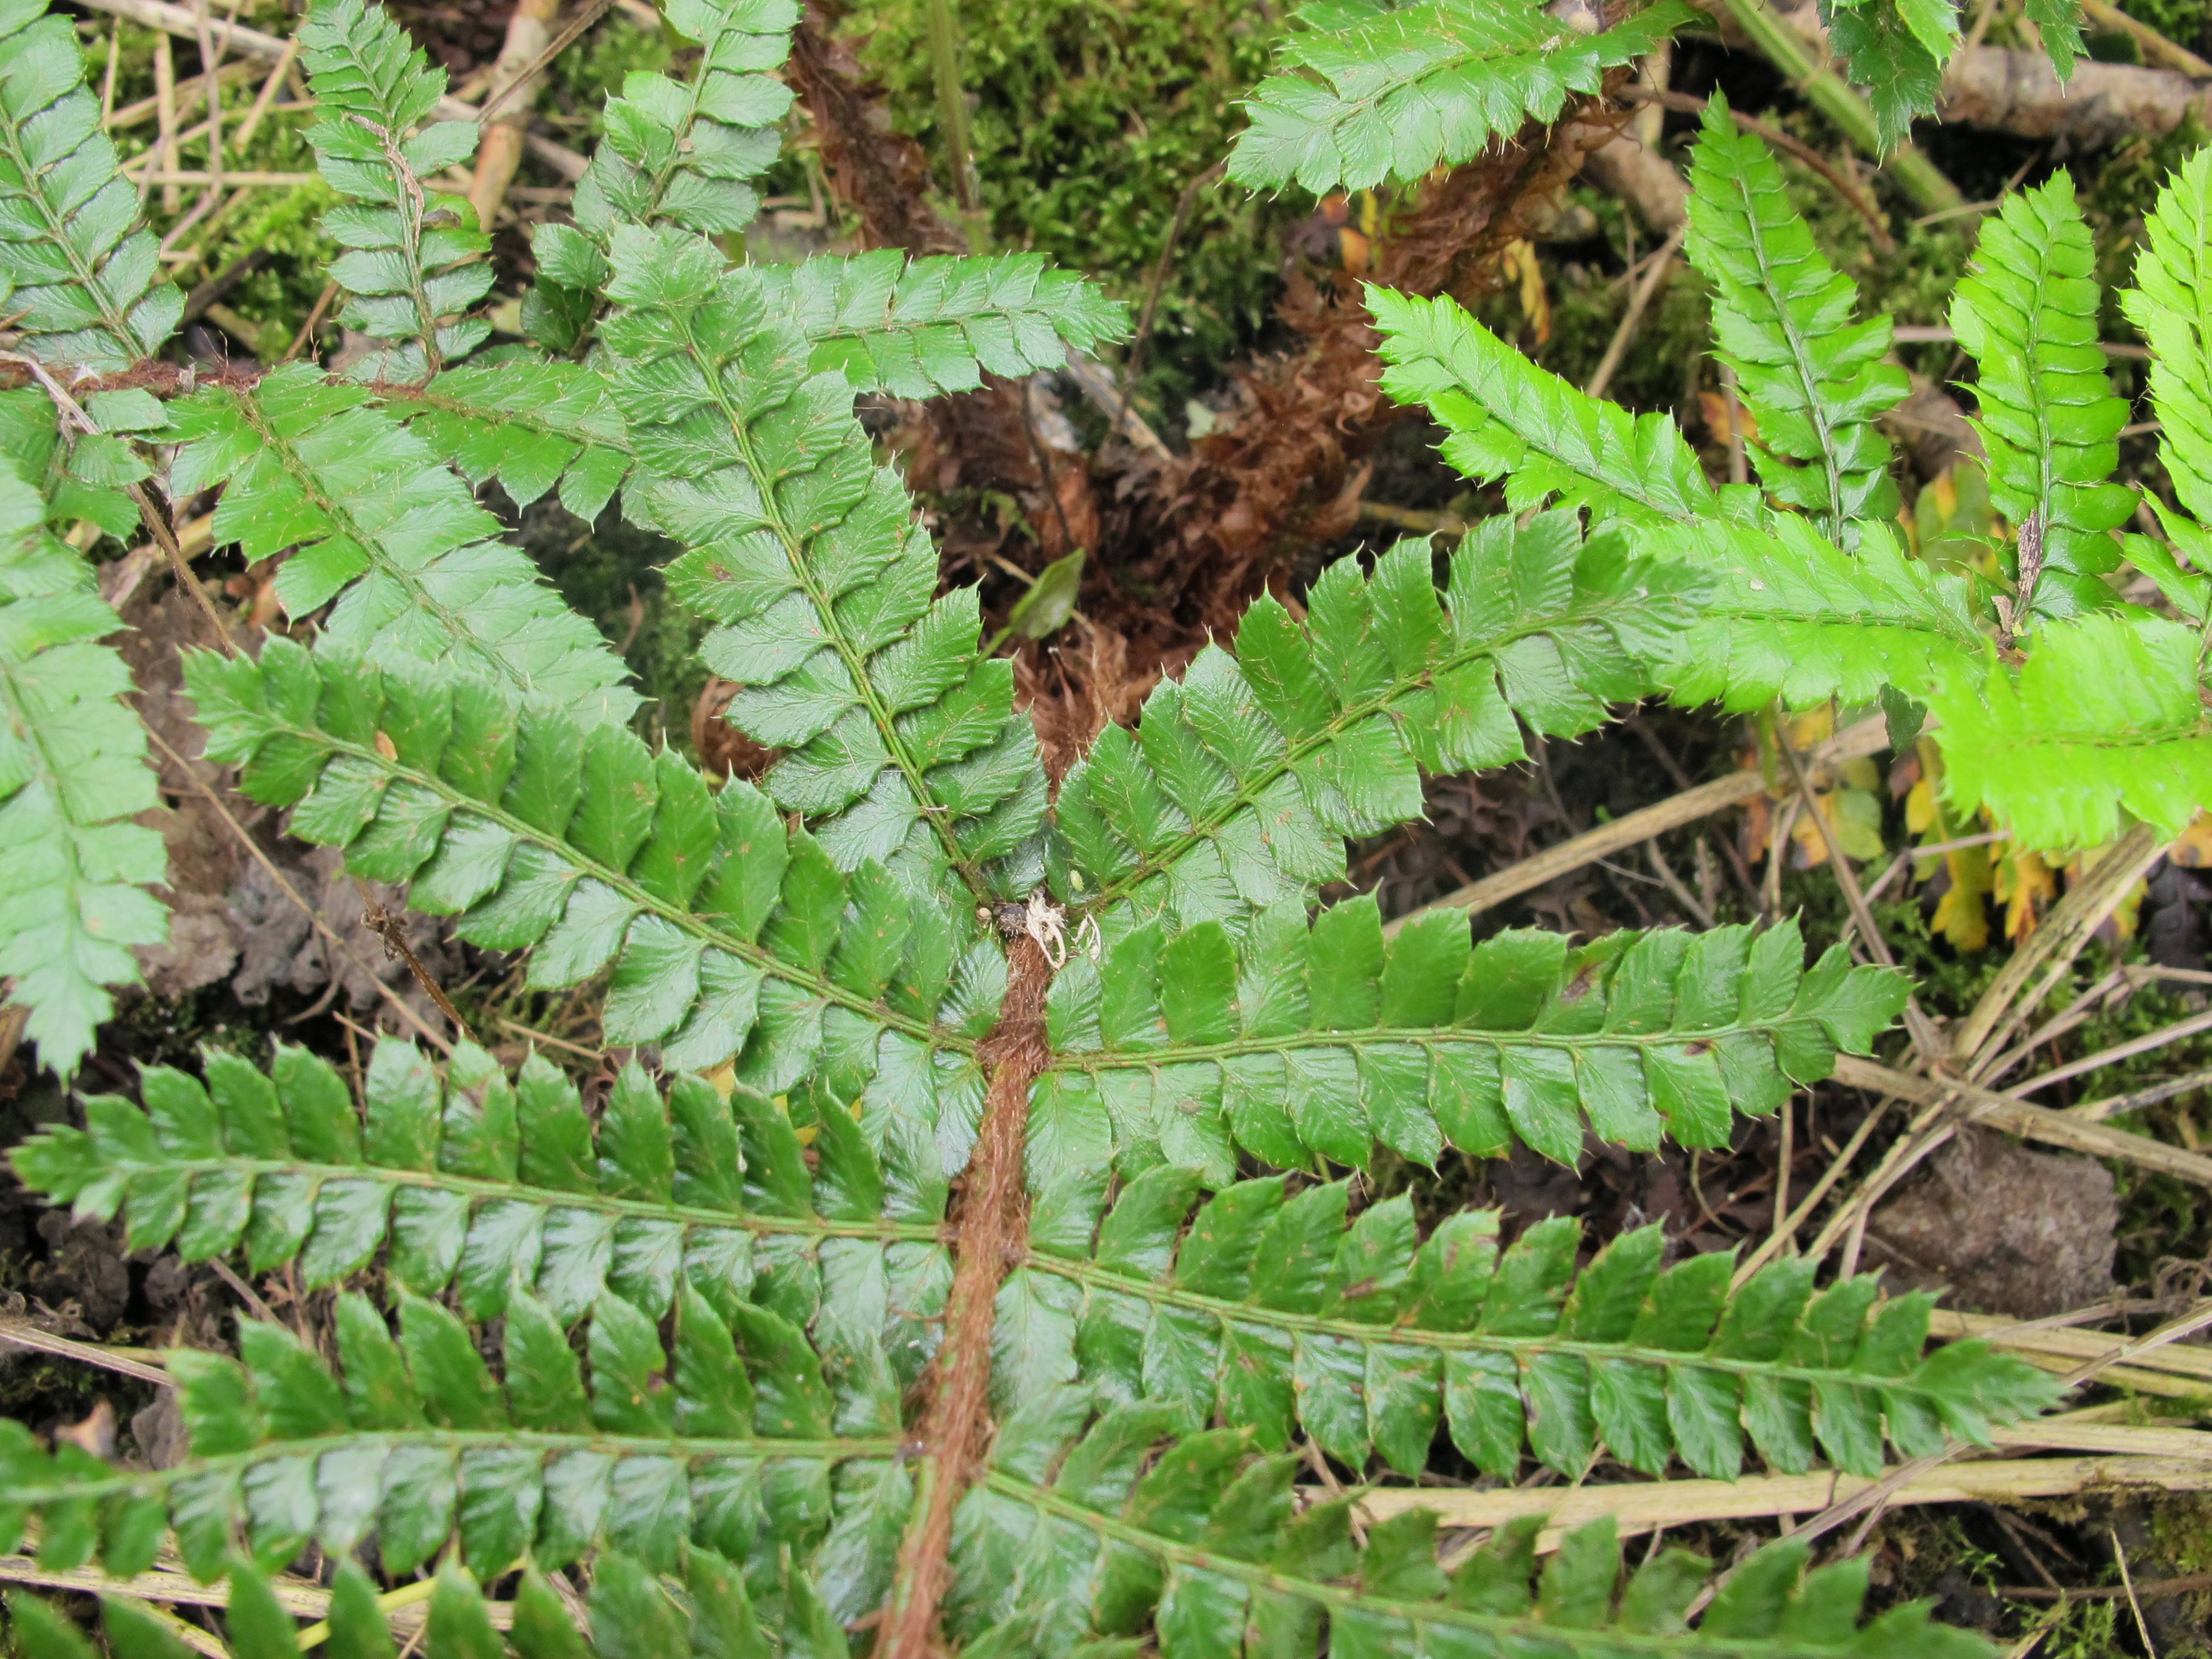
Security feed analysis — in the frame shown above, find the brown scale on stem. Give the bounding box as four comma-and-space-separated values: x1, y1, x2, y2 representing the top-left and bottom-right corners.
879, 931, 1053, 1659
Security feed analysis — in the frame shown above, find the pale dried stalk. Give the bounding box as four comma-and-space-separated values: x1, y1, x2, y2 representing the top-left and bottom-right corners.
0, 1318, 170, 1387
1366, 1455, 2212, 1553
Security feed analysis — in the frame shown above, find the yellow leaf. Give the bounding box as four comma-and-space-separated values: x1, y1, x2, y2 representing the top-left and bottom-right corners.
1500, 239, 1550, 345
1993, 844, 2056, 942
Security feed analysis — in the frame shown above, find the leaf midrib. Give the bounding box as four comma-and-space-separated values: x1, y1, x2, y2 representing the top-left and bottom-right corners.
92, 1151, 944, 1242
1029, 1254, 1945, 1399
1047, 1019, 1802, 1070
0, 87, 144, 362
23, 1428, 903, 1506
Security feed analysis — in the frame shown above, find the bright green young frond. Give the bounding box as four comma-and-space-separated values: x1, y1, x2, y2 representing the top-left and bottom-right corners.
300, 0, 492, 377
1370, 287, 1720, 526
0, 444, 166, 1079
1225, 0, 1694, 196
601, 226, 1044, 891
959, 1401, 1998, 1658
999, 1170, 2054, 1481
1684, 95, 1906, 535
1949, 173, 2134, 618
522, 0, 797, 355
2127, 146, 2212, 530
773, 251, 1131, 397
1656, 514, 1987, 711
167, 366, 638, 720
1929, 614, 2212, 850
180, 635, 1000, 1117
1047, 514, 1701, 928
0, 0, 182, 371
1030, 912, 1906, 1182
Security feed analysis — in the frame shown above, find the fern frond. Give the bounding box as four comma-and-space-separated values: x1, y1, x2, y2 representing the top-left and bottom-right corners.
0, 1279, 905, 1587
1824, 0, 1948, 154
14, 1036, 948, 1344
959, 1402, 2000, 1657
1658, 514, 1988, 711
770, 251, 1131, 397
1929, 614, 2212, 849
1048, 515, 1701, 929
1948, 173, 2133, 618
1370, 287, 1721, 527
601, 227, 1044, 887
1225, 0, 1694, 196
179, 638, 996, 1111
0, 446, 166, 1078
2125, 146, 2212, 531
999, 1172, 2054, 1481
167, 367, 638, 719
299, 0, 492, 378
523, 0, 797, 355
1030, 913, 1906, 1181
1684, 95, 1906, 535
383, 361, 634, 523
0, 0, 183, 370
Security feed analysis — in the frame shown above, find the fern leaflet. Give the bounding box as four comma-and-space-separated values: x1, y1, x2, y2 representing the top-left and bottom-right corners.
0, 417, 166, 1078
1684, 94, 1906, 537
0, 0, 182, 370
1227, 0, 1694, 196
299, 0, 492, 378
1948, 173, 2134, 620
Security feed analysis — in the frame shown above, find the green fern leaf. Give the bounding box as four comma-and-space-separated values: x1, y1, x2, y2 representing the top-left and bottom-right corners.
1825, 0, 1948, 153
2125, 146, 2212, 533
1370, 287, 1720, 526
382, 360, 635, 523
1045, 514, 1700, 927
601, 226, 1045, 886
0, 449, 166, 1078
772, 251, 1131, 397
1929, 614, 2212, 848
1031, 913, 1907, 1182
166, 368, 638, 719
522, 0, 797, 355
1684, 93, 1906, 535
1001, 1173, 2053, 1480
1226, 0, 1694, 196
0, 0, 183, 370
1948, 173, 2134, 618
960, 1404, 1999, 1657
300, 0, 494, 378
1658, 514, 1987, 711
179, 638, 996, 1104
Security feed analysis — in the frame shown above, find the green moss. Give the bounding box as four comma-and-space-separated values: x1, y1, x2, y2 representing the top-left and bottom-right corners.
852, 0, 1298, 403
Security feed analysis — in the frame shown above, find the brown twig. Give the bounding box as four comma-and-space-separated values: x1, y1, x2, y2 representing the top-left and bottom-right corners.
1122, 159, 1225, 393
284, 278, 340, 362
360, 899, 472, 1043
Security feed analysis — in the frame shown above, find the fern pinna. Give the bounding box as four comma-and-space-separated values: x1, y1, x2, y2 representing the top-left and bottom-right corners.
0, 0, 2140, 1652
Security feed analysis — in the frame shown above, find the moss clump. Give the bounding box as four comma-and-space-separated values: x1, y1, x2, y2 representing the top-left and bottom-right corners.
853, 0, 1298, 403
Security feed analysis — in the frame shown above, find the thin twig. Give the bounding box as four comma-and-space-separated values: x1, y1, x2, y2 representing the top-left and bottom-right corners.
0, 1318, 170, 1387
2071, 1065, 2212, 1124
232, 35, 298, 151
1123, 159, 1225, 393
284, 278, 340, 361
1586, 222, 1684, 400
2013, 1006, 2212, 1098
476, 0, 609, 126
2116, 1531, 2159, 1657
